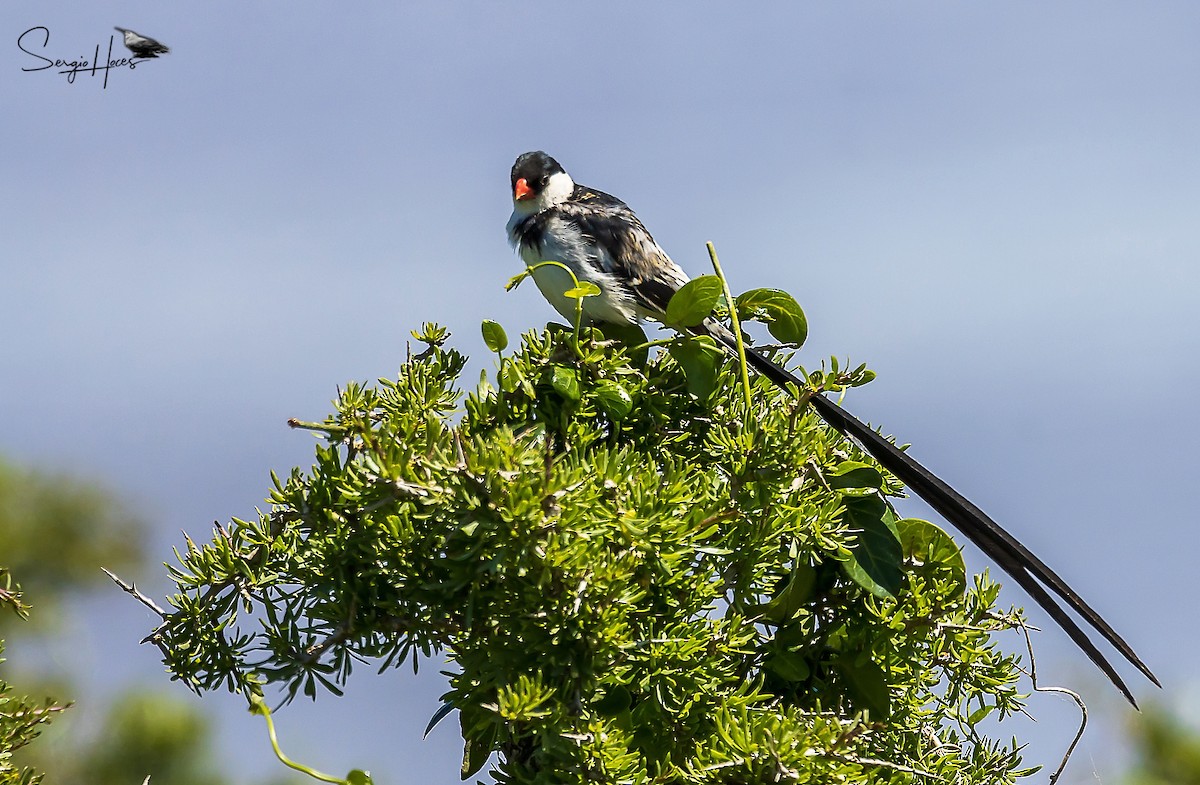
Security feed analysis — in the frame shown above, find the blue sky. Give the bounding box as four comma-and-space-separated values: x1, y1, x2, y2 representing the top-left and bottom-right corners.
3, 3, 1198, 782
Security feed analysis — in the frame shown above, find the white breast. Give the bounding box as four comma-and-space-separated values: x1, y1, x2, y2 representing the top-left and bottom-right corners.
514, 215, 639, 326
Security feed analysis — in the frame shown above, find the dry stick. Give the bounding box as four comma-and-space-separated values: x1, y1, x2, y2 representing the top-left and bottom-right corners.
101, 567, 167, 618
1016, 619, 1087, 784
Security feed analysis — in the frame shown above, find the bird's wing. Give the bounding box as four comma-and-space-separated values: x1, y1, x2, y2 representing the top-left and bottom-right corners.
560, 186, 687, 315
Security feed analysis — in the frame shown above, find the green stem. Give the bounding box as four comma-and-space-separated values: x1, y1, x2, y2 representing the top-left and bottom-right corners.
706, 242, 753, 409
514, 260, 592, 358
255, 697, 346, 784
573, 292, 585, 355
631, 337, 679, 352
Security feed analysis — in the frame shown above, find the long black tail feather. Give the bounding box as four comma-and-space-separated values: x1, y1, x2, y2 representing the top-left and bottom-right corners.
717, 335, 1158, 705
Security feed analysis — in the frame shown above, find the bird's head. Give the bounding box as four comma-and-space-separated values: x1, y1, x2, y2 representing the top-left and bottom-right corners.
510, 151, 574, 215
114, 27, 130, 34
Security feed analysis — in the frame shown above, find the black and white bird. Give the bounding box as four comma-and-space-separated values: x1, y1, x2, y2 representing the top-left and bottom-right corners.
506, 150, 1159, 706
114, 27, 170, 59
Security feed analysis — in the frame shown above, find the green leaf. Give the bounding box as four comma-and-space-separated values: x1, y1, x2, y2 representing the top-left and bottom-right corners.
765, 650, 811, 682
460, 710, 498, 780
499, 361, 534, 398
839, 496, 904, 598
594, 380, 633, 420
773, 620, 809, 650
735, 288, 808, 346
461, 733, 494, 780
593, 685, 632, 717
505, 269, 531, 291
480, 320, 508, 353
967, 703, 997, 725
897, 518, 967, 597
346, 770, 374, 785
424, 700, 455, 738
762, 561, 817, 622
667, 337, 723, 399
549, 366, 581, 401
563, 281, 602, 299
837, 656, 891, 720
409, 322, 450, 346
827, 461, 884, 493
665, 276, 723, 327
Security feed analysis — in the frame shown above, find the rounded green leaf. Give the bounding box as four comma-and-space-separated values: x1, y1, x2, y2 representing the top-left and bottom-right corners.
762, 561, 817, 622
897, 517, 967, 597
735, 288, 808, 346
666, 337, 722, 399
499, 360, 530, 395
765, 650, 811, 682
839, 496, 904, 598
480, 320, 508, 353
346, 770, 374, 785
563, 281, 602, 299
665, 276, 723, 327
837, 656, 891, 720
549, 366, 581, 401
827, 461, 884, 492
594, 380, 633, 419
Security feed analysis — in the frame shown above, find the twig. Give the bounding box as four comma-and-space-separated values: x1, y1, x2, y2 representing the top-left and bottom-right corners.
815, 752, 945, 780
300, 600, 357, 665
1017, 619, 1087, 784
694, 509, 739, 530
101, 567, 166, 618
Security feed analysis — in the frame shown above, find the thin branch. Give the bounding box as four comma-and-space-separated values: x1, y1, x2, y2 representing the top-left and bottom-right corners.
101, 567, 166, 618
1017, 619, 1087, 785
815, 751, 945, 780
300, 600, 357, 665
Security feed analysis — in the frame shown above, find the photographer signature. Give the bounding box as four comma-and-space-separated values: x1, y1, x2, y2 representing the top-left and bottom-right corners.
18, 26, 152, 88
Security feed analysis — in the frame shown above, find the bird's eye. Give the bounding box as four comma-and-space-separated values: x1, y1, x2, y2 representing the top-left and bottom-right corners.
538, 175, 549, 187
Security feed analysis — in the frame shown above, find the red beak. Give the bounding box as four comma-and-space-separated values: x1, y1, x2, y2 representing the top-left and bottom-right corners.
513, 178, 534, 201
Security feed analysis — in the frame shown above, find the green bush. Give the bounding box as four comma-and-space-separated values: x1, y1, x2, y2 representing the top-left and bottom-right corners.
152, 321, 1033, 783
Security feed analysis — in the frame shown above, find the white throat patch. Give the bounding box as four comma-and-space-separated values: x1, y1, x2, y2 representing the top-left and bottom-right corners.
512, 170, 576, 217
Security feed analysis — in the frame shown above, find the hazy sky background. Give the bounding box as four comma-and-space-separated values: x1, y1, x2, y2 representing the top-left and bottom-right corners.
3, 3, 1198, 783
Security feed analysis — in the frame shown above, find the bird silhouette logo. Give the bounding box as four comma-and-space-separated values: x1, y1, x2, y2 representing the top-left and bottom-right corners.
114, 27, 169, 59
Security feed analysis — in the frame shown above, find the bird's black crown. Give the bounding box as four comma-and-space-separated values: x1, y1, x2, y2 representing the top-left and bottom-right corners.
511, 151, 565, 194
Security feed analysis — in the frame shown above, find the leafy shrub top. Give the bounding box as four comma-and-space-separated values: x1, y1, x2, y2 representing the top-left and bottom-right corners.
154, 321, 1032, 784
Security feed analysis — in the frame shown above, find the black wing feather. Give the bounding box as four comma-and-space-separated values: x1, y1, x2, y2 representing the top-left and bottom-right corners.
561, 185, 681, 314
